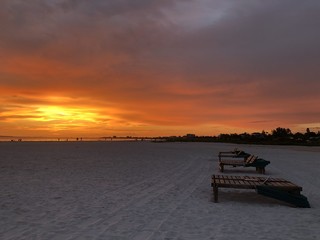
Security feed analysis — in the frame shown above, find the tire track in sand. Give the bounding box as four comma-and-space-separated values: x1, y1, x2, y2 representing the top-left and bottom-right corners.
65, 158, 209, 239
129, 159, 210, 240
1, 157, 195, 240
62, 159, 203, 239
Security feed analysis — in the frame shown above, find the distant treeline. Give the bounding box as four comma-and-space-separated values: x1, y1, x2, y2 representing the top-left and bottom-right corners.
161, 127, 320, 146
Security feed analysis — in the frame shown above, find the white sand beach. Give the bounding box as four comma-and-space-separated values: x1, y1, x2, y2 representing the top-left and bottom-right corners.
0, 141, 319, 240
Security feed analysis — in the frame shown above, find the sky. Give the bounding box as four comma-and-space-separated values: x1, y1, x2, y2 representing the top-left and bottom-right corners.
1, 0, 320, 138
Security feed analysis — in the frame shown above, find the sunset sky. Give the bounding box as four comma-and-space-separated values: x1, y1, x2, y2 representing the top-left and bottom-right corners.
1, 0, 320, 138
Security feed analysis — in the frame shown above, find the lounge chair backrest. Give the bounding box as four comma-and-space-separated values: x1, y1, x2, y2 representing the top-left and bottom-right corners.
236, 150, 244, 156
246, 155, 258, 164
245, 155, 254, 162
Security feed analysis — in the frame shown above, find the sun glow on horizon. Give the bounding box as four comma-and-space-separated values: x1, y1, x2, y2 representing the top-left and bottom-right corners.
0, 93, 318, 137
35, 106, 99, 123
0, 93, 159, 137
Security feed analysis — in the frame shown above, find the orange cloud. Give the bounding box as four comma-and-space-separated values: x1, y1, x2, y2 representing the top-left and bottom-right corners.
1, 0, 320, 137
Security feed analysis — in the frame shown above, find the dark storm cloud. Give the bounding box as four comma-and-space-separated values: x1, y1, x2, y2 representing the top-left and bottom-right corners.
0, 0, 179, 54
162, 0, 320, 78
2, 0, 320, 71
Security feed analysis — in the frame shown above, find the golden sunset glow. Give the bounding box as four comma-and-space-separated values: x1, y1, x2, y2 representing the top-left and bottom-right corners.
35, 106, 97, 122
1, 1, 320, 138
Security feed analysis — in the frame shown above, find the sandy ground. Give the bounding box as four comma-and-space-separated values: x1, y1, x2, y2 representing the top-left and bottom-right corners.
0, 141, 319, 240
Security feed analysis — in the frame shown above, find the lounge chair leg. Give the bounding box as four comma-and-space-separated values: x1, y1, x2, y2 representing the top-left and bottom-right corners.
213, 185, 218, 202
256, 167, 264, 174
219, 163, 224, 172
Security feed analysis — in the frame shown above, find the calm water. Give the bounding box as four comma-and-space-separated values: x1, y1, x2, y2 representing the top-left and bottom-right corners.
0, 136, 152, 142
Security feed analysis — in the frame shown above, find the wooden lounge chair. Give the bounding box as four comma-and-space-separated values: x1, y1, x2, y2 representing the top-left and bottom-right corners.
218, 155, 270, 174
211, 175, 310, 208
218, 148, 251, 160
